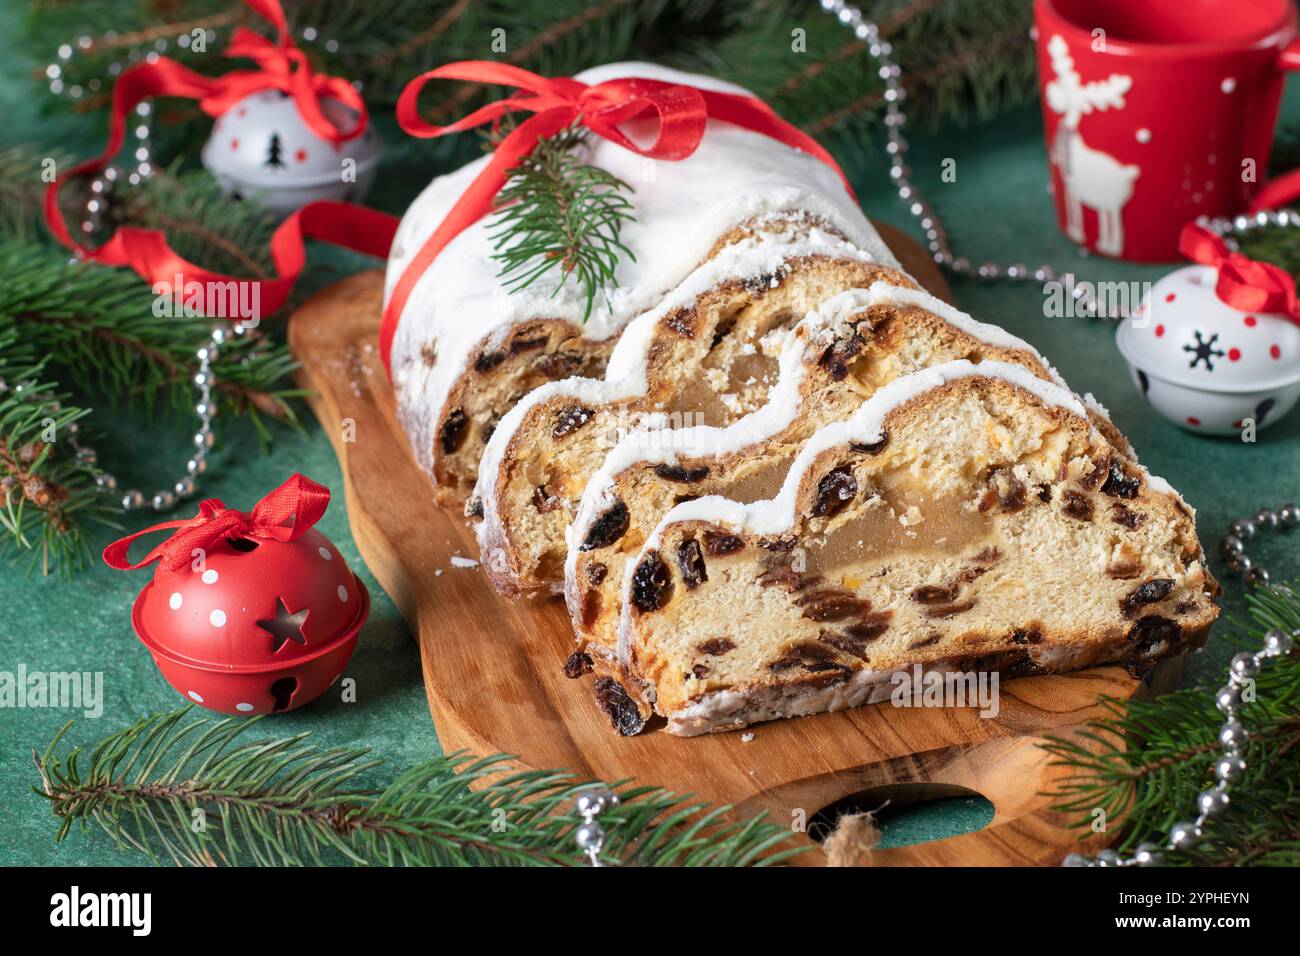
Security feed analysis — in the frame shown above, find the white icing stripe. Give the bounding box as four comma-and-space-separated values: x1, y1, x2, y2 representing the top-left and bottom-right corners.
387, 62, 899, 476
473, 225, 883, 561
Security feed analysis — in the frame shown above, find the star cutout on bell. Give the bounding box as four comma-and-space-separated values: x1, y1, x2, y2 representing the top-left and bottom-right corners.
256, 597, 309, 652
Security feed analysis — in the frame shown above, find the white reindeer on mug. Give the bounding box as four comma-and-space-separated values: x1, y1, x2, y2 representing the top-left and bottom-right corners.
1045, 35, 1139, 256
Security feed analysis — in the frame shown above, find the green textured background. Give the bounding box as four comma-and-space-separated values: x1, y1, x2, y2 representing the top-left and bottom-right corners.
3, 10, 1299, 865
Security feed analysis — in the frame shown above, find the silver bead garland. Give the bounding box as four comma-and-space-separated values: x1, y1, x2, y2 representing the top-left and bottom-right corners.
1060, 627, 1294, 867
1219, 504, 1300, 587
572, 784, 619, 866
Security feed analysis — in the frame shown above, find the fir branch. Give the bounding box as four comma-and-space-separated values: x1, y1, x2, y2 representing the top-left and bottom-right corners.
34, 706, 806, 867
488, 126, 636, 323
1042, 585, 1300, 866
0, 330, 115, 576
0, 241, 301, 427
1235, 224, 1300, 281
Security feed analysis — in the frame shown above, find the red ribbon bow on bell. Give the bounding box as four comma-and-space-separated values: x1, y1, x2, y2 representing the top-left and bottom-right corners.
379, 61, 855, 370
103, 473, 330, 573
199, 0, 366, 144
1179, 222, 1300, 324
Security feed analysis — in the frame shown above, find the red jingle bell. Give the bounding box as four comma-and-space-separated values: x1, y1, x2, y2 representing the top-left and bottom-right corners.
104, 473, 368, 715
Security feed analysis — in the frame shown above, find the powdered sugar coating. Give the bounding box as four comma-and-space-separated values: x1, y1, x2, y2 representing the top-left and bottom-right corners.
385, 61, 897, 475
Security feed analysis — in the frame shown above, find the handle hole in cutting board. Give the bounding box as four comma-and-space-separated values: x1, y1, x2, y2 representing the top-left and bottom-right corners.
809, 783, 994, 849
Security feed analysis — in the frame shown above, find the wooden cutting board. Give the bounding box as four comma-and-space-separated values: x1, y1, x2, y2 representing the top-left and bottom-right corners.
289, 223, 1176, 866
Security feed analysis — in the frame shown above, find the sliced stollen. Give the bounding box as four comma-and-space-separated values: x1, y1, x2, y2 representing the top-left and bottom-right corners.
563, 284, 1058, 692
384, 62, 898, 504
471, 221, 913, 596
617, 360, 1219, 737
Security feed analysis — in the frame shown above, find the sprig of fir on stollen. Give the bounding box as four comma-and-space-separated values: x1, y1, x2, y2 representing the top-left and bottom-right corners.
488, 124, 636, 323
33, 706, 804, 867
1041, 584, 1300, 866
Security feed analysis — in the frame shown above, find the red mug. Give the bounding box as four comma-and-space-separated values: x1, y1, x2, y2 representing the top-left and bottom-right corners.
1035, 0, 1300, 262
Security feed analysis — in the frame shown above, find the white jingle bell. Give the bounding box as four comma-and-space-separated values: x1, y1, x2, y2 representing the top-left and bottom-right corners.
1116, 263, 1300, 435
201, 89, 382, 216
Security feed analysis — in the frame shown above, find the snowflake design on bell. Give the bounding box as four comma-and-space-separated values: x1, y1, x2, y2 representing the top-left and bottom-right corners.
1183, 331, 1225, 371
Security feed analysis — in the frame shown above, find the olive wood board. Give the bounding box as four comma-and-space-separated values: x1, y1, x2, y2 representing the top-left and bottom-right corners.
288, 222, 1179, 866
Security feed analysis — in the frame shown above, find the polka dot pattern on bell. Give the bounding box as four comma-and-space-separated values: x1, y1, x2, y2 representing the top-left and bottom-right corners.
337, 584, 348, 602
188, 690, 204, 702
236, 702, 254, 712
169, 592, 183, 610
201, 568, 219, 584
319, 546, 332, 560
210, 609, 227, 627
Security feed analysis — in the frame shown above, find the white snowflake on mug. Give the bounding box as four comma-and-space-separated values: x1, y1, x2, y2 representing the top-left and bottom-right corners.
1045, 35, 1139, 256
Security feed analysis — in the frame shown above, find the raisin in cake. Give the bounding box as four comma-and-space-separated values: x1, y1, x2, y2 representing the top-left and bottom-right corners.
472, 224, 911, 597
564, 284, 1058, 696
385, 62, 898, 505
617, 360, 1219, 736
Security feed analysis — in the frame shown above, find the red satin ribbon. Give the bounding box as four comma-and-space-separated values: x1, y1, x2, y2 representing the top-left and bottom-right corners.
1179, 222, 1300, 324
104, 473, 331, 573
378, 61, 856, 371
44, 0, 398, 319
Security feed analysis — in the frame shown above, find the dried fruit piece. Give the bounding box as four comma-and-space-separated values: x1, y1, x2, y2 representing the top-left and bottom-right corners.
703, 531, 745, 556
769, 641, 850, 674
817, 332, 863, 380
912, 583, 960, 605
439, 409, 469, 454
510, 335, 547, 354
850, 431, 889, 455
1127, 615, 1181, 655
532, 485, 561, 513
579, 501, 630, 551
593, 677, 646, 736
474, 350, 506, 373
630, 550, 673, 612
817, 629, 873, 661
1061, 490, 1094, 521
586, 562, 608, 586
924, 599, 977, 619
696, 638, 735, 656
1111, 504, 1147, 530
564, 651, 594, 679
797, 590, 871, 622
1100, 461, 1140, 499
812, 467, 858, 518
654, 463, 710, 483
1011, 626, 1043, 645
985, 468, 1027, 514
845, 611, 892, 641
677, 538, 707, 589
552, 404, 594, 438
465, 497, 484, 519
1121, 578, 1175, 618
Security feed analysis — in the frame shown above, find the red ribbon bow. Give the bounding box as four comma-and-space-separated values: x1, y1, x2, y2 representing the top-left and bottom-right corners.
379, 61, 856, 371
103, 473, 330, 573
200, 0, 366, 144
43, 0, 397, 321
1179, 222, 1300, 324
